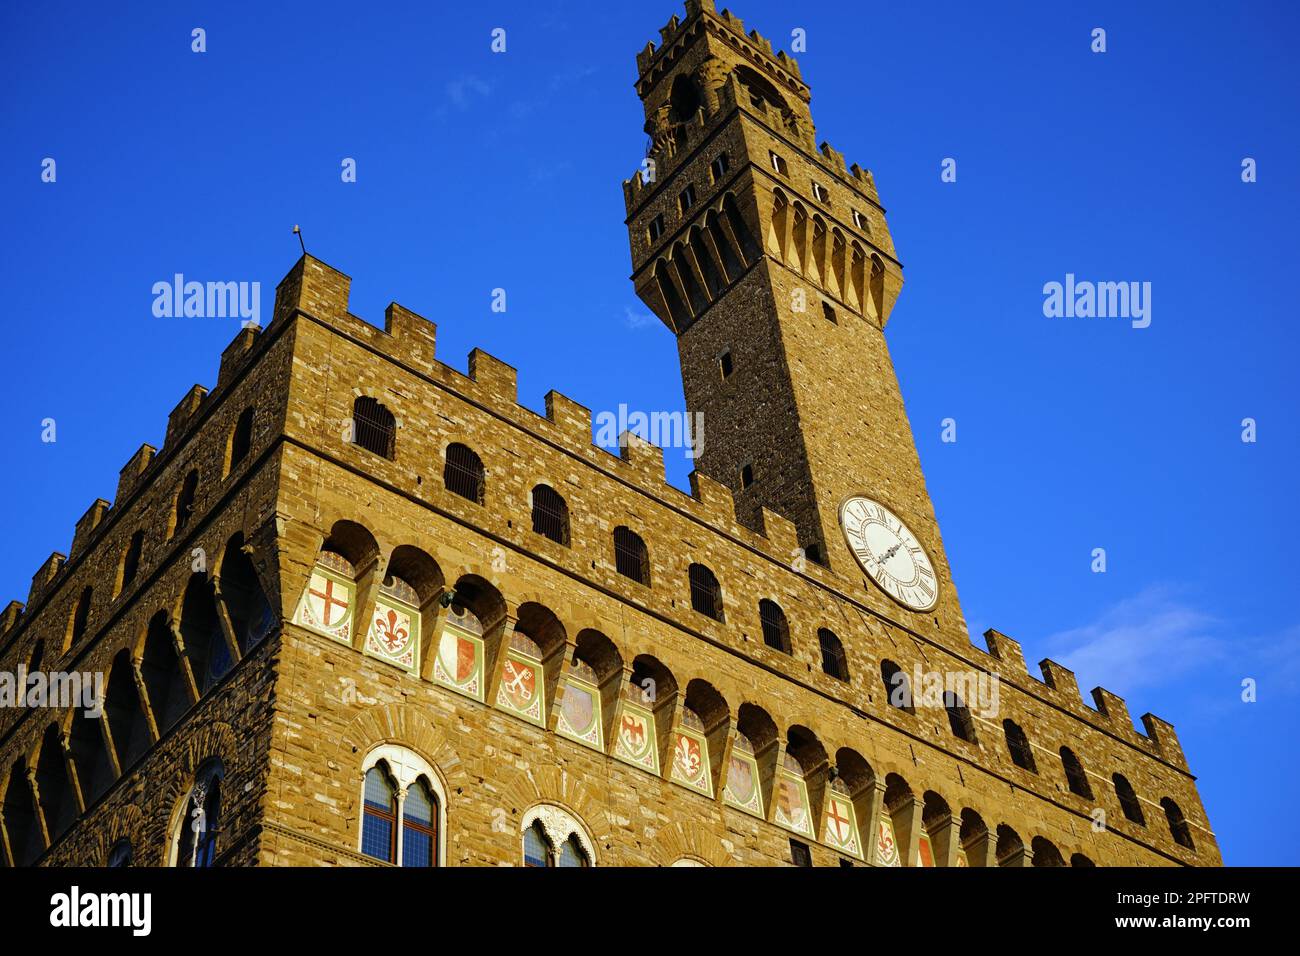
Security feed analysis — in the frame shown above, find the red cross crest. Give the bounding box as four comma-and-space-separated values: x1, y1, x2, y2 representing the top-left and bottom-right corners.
308, 574, 350, 626
826, 797, 851, 842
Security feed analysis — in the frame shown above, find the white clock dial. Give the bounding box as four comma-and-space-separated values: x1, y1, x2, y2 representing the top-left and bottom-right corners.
840, 496, 939, 611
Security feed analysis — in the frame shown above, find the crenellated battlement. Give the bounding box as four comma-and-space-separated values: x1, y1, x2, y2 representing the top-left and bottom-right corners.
256, 254, 1191, 776
273, 257, 760, 539
637, 1, 805, 92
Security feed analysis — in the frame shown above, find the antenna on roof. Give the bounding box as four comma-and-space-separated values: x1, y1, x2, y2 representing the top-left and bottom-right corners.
292, 224, 307, 255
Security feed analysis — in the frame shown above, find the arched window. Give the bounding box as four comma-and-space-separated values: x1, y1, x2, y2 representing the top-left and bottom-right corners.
1114, 773, 1145, 826
613, 527, 650, 586
174, 759, 223, 867
530, 484, 570, 545
1070, 852, 1096, 867
520, 805, 595, 868
1060, 746, 1092, 799
358, 745, 445, 866
444, 443, 485, 503
228, 406, 254, 473
118, 530, 143, 595
558, 835, 589, 867
758, 599, 790, 654
352, 396, 396, 459
523, 821, 549, 867
68, 585, 92, 647
361, 763, 398, 864
667, 73, 702, 125
944, 690, 977, 742
880, 660, 914, 713
107, 839, 133, 867
688, 564, 724, 621
818, 628, 848, 681
172, 470, 199, 537
402, 779, 438, 867
1003, 719, 1036, 773
1161, 797, 1195, 850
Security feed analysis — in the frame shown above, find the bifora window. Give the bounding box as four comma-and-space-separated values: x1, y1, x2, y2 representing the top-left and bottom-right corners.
173, 759, 223, 868
358, 745, 446, 866
520, 805, 595, 867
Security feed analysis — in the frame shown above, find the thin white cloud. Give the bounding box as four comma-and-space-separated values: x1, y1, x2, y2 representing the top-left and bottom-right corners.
1040, 585, 1300, 706
445, 75, 492, 112
623, 306, 656, 329
1042, 586, 1227, 696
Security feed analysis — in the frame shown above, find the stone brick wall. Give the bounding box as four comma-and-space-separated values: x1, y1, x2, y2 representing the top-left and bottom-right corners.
0, 0, 1220, 871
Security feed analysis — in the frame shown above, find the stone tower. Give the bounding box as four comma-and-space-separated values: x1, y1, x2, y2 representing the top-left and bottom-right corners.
0, 0, 1218, 871
623, 0, 963, 646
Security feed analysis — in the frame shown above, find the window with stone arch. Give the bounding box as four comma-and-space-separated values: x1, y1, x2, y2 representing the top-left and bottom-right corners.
171, 469, 199, 538
1161, 797, 1195, 851
171, 758, 224, 867
818, 627, 848, 681
444, 442, 485, 504
530, 483, 570, 546
1003, 718, 1037, 773
758, 598, 790, 654
1114, 773, 1146, 826
520, 804, 595, 868
106, 839, 133, 867
352, 395, 396, 459
688, 563, 724, 621
358, 745, 446, 867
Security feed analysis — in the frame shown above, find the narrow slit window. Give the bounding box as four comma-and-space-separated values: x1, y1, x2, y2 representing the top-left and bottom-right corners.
710, 152, 730, 183
679, 184, 696, 214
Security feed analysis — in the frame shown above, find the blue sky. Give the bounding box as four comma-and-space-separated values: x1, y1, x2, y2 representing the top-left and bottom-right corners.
2, 1, 1297, 864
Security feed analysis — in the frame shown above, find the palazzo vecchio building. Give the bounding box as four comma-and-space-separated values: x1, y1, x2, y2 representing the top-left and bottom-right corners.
0, 0, 1217, 868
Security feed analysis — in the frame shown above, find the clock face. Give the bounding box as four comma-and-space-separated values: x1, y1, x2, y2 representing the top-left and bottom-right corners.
840, 496, 939, 611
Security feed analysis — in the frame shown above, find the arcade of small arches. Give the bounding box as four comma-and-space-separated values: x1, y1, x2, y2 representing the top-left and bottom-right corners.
282, 518, 1195, 866
0, 529, 274, 868
768, 187, 886, 323
640, 190, 763, 332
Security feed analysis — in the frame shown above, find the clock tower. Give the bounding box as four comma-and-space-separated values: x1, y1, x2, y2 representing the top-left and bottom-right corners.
623, 0, 967, 640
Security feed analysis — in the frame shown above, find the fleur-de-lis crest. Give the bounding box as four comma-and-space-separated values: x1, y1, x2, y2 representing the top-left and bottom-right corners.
675, 736, 700, 775
375, 608, 408, 651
